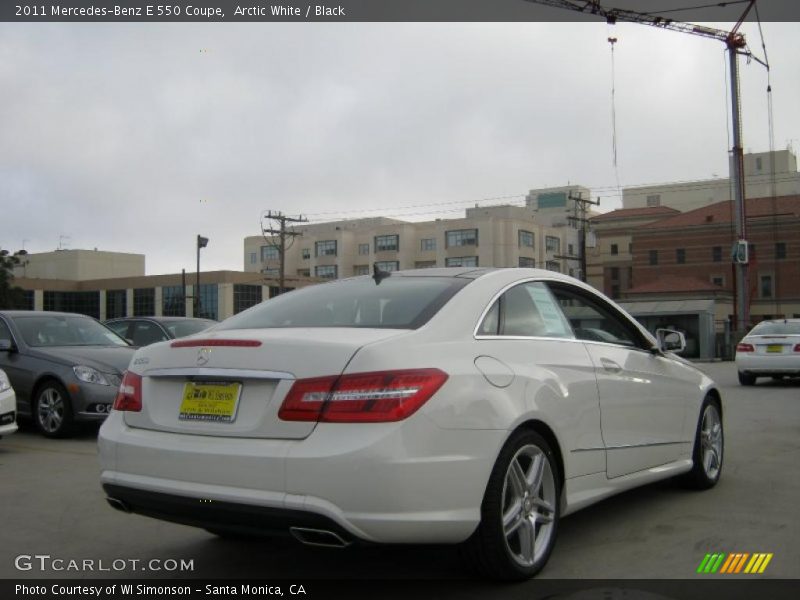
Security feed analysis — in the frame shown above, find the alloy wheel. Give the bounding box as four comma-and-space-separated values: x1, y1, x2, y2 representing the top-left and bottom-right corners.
501, 444, 557, 567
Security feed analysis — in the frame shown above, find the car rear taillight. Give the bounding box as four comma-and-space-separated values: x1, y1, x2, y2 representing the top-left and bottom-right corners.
279, 369, 448, 423
794, 344, 800, 353
736, 343, 755, 353
113, 371, 142, 412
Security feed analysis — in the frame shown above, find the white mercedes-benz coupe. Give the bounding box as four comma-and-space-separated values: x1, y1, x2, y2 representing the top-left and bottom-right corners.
99, 268, 723, 580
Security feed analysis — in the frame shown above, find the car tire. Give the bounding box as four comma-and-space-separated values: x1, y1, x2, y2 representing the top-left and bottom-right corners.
682, 397, 723, 490
737, 372, 756, 386
462, 430, 560, 581
33, 381, 76, 438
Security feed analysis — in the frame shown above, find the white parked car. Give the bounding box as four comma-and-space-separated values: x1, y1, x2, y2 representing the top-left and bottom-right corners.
99, 268, 723, 580
0, 368, 18, 438
735, 318, 800, 385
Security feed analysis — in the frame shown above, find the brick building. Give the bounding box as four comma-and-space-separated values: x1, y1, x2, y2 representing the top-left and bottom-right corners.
630, 195, 800, 324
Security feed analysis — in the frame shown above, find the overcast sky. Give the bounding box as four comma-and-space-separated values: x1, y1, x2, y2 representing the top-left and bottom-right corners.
1, 18, 798, 275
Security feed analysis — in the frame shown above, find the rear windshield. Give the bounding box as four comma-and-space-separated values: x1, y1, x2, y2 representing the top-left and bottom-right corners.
749, 321, 800, 336
163, 319, 216, 338
218, 276, 470, 330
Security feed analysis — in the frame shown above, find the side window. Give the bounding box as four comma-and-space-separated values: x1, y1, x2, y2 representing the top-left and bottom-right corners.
477, 282, 573, 338
131, 321, 169, 346
0, 318, 13, 345
106, 321, 130, 339
546, 283, 645, 349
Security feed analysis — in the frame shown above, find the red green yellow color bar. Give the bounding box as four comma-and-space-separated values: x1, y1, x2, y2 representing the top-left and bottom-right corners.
697, 552, 773, 574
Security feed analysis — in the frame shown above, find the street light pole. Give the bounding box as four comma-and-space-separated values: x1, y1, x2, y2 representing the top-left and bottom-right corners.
196, 235, 209, 317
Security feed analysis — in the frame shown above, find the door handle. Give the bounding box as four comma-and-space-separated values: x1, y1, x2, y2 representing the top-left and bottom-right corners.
600, 358, 622, 373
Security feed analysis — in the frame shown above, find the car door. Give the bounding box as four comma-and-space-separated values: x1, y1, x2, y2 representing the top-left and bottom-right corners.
475, 280, 605, 480
0, 316, 35, 407
546, 282, 695, 479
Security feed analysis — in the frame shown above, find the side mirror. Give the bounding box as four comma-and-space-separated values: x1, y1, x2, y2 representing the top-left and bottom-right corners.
656, 329, 686, 354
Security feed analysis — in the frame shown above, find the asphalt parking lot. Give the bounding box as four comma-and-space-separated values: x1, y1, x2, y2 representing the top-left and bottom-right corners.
1, 361, 798, 585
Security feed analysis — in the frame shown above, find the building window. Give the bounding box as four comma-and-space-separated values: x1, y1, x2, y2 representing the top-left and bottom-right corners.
610, 267, 619, 280
375, 261, 399, 272
374, 234, 399, 252
676, 248, 686, 264
133, 288, 155, 317
414, 261, 436, 269
567, 243, 574, 255
260, 245, 279, 261
445, 256, 478, 267
162, 285, 185, 317
519, 257, 536, 268
545, 261, 560, 273
302, 248, 310, 260
611, 284, 620, 299
195, 284, 218, 320
646, 194, 661, 207
297, 269, 310, 277
420, 238, 436, 252
775, 242, 786, 259
445, 229, 478, 248
749, 243, 756, 259
249, 252, 257, 265
610, 243, 618, 256
233, 284, 263, 314
760, 274, 773, 299
649, 250, 658, 265
43, 291, 101, 319
315, 265, 338, 279
105, 290, 126, 319
354, 265, 370, 275
711, 275, 725, 287
358, 243, 370, 256
628, 242, 632, 254
756, 157, 763, 171
518, 230, 534, 248
545, 236, 560, 253
712, 246, 722, 262
315, 240, 337, 257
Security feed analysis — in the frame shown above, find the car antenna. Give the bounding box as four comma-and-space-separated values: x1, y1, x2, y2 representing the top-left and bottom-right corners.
372, 263, 391, 285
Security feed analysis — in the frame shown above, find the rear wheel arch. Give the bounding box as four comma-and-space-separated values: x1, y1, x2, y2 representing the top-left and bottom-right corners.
705, 387, 722, 418
506, 420, 565, 497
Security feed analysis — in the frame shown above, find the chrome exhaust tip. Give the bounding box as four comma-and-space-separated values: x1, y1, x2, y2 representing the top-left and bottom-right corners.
289, 527, 351, 548
106, 497, 132, 513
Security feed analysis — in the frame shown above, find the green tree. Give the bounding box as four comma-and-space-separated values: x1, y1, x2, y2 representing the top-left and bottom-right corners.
0, 249, 26, 309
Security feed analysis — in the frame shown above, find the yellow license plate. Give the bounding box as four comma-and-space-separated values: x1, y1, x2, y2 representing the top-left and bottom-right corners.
179, 382, 242, 423
766, 345, 783, 353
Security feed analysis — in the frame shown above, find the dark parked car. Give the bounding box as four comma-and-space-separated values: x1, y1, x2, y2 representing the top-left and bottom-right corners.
104, 317, 216, 347
0, 311, 135, 438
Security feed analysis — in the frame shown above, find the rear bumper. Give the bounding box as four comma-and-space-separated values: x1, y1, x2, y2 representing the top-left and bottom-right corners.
102, 483, 354, 542
736, 354, 800, 375
98, 410, 504, 544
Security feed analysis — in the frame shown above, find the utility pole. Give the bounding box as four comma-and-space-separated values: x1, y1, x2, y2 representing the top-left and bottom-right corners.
261, 211, 307, 294
559, 192, 600, 282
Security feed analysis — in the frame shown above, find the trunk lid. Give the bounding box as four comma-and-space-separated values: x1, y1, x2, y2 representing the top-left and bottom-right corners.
122, 328, 408, 439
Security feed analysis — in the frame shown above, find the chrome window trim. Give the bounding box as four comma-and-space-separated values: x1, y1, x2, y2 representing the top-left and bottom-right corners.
472, 276, 656, 354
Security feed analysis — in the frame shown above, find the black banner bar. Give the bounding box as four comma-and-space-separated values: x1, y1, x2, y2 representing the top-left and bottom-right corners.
3, 0, 800, 23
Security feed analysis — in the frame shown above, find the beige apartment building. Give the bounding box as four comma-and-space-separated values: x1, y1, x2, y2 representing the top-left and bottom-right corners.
244, 201, 586, 281
622, 149, 800, 212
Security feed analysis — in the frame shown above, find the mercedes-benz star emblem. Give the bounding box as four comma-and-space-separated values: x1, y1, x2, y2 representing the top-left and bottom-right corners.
196, 347, 211, 366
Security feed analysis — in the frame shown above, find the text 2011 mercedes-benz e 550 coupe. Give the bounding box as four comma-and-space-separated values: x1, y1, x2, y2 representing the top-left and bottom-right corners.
98, 268, 723, 580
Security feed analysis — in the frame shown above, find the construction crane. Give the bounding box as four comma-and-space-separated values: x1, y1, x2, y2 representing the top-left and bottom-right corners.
524, 0, 766, 332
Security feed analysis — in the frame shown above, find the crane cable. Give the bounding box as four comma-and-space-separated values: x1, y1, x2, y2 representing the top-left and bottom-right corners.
754, 2, 780, 316
608, 34, 622, 201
